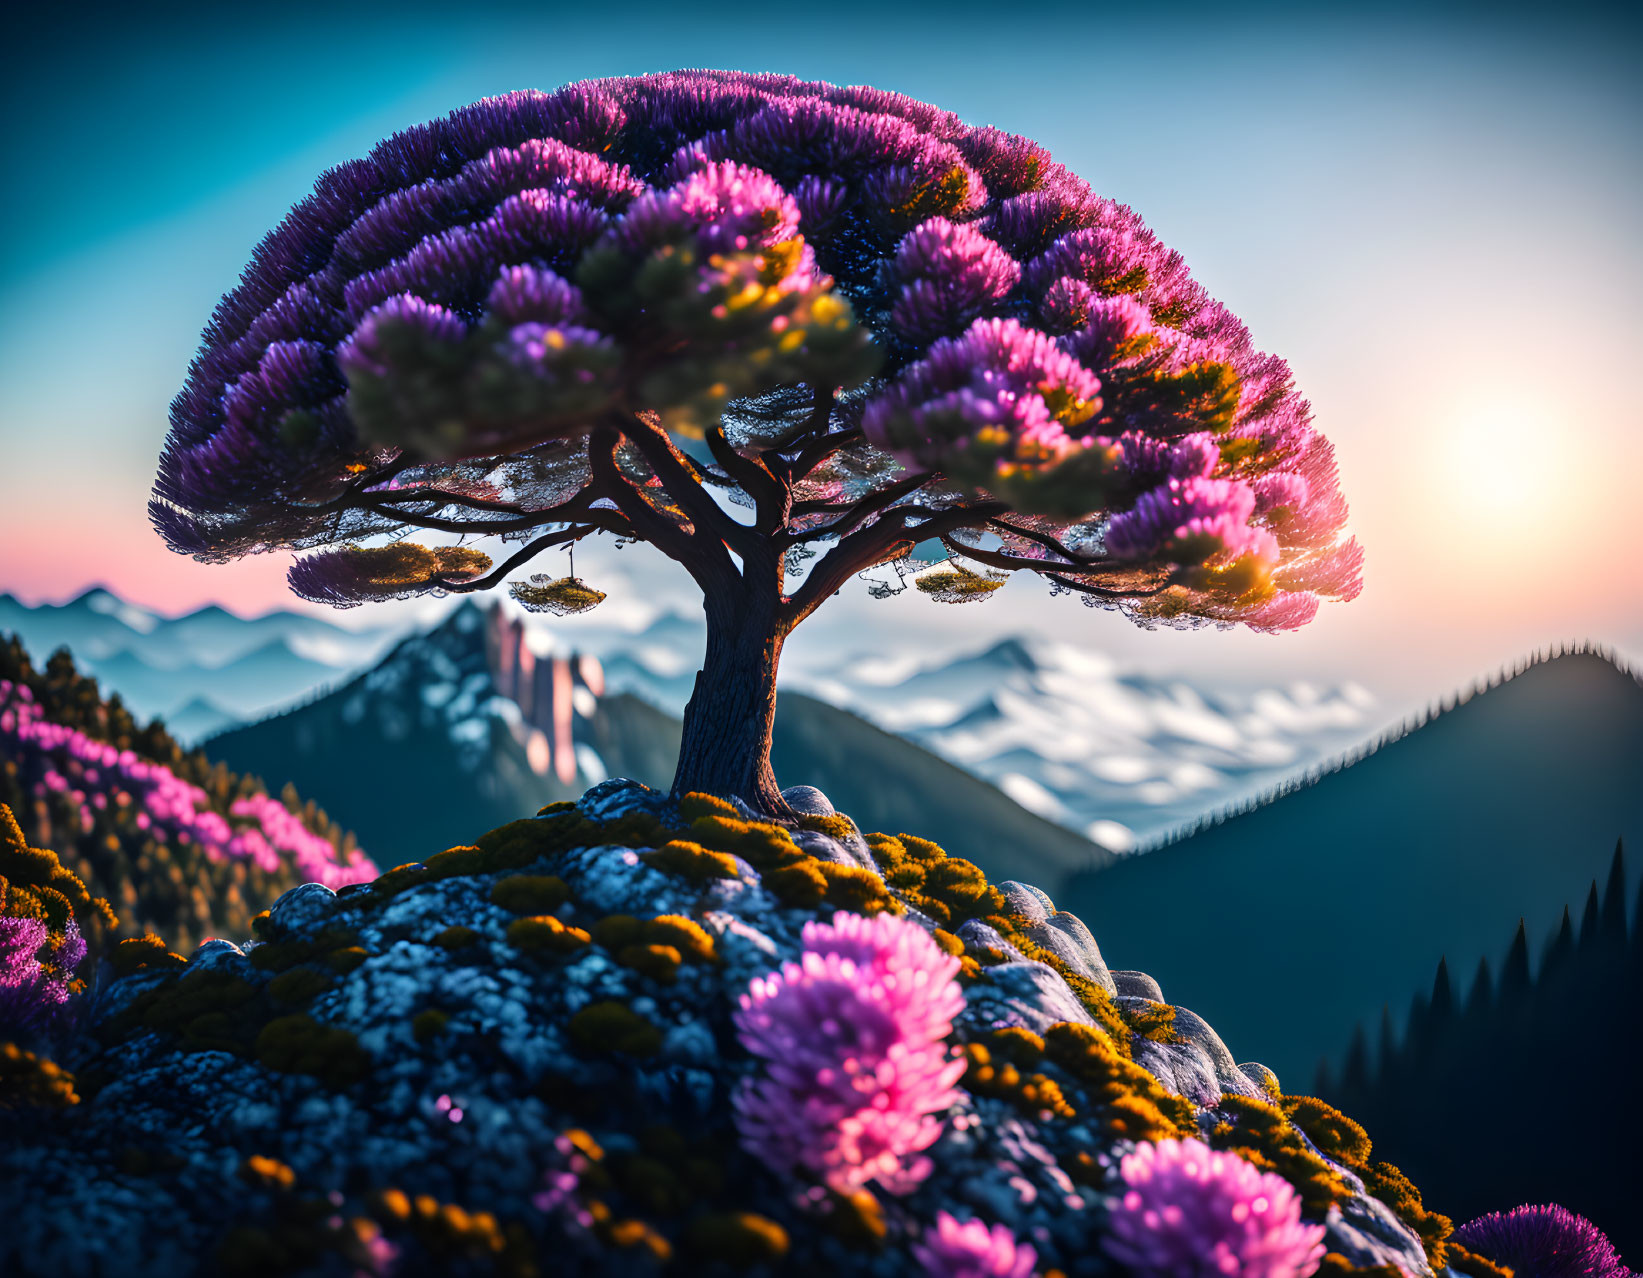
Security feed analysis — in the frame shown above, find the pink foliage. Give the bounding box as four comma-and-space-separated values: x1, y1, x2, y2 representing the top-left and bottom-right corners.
733, 910, 966, 1195
912, 1212, 1037, 1278
1104, 1138, 1327, 1278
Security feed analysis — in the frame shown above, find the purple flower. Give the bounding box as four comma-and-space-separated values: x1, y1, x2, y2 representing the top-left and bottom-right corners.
1105, 476, 1276, 566
0, 914, 82, 1038
733, 911, 965, 1195
887, 217, 1019, 343
1104, 1137, 1327, 1278
912, 1213, 1036, 1278
1454, 1205, 1631, 1278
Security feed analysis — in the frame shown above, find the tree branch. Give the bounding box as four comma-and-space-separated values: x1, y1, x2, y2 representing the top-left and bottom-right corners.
622, 411, 759, 560
785, 472, 934, 545
706, 425, 788, 529
436, 524, 612, 594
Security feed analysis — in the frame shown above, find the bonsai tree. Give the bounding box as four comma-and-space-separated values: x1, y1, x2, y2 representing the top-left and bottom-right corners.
152, 71, 1361, 814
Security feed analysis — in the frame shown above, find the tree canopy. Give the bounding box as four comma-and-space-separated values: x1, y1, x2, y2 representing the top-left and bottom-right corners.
151, 70, 1361, 808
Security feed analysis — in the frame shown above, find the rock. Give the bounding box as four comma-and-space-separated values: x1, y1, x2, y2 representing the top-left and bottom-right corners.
185, 938, 246, 972
1111, 969, 1165, 1002
1239, 1061, 1281, 1095
266, 882, 337, 936
956, 919, 1025, 962
1021, 912, 1116, 995
780, 785, 834, 815
791, 828, 875, 872
998, 880, 1053, 926
1134, 1038, 1222, 1108
969, 961, 1095, 1035
575, 776, 665, 822
1169, 1005, 1244, 1088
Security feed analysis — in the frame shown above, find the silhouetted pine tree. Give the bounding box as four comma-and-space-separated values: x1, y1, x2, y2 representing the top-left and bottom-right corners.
1318, 842, 1639, 1259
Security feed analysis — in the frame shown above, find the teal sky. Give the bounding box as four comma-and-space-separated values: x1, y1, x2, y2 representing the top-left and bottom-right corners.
2, 1, 1639, 704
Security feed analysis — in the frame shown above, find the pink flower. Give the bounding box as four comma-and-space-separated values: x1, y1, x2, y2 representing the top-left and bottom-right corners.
913, 1213, 1037, 1278
1104, 1138, 1327, 1278
733, 911, 965, 1195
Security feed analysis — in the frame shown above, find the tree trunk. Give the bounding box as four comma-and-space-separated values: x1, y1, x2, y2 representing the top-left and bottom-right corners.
671, 582, 789, 815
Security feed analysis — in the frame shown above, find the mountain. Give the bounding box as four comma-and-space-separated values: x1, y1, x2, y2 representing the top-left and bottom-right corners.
784, 634, 1377, 850
1058, 646, 1643, 1087
0, 588, 393, 737
1318, 846, 1642, 1256
207, 604, 1112, 890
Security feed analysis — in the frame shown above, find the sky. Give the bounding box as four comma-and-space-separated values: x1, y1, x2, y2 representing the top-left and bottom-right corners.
1, 0, 1639, 709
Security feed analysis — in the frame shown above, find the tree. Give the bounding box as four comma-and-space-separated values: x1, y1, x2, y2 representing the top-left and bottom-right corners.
151, 71, 1362, 813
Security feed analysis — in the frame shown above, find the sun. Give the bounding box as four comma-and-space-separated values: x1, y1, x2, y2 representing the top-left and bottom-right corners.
1435, 393, 1562, 526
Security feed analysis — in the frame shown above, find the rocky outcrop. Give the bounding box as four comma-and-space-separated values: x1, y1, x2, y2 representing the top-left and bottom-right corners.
0, 780, 1442, 1277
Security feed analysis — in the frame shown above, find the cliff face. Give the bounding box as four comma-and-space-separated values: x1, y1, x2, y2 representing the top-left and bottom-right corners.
0, 780, 1443, 1278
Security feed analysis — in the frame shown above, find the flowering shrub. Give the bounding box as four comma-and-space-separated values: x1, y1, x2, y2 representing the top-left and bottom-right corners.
1104, 1137, 1327, 1278
733, 910, 965, 1194
1454, 1205, 1630, 1278
912, 1212, 1036, 1278
0, 913, 85, 1039
1, 678, 374, 889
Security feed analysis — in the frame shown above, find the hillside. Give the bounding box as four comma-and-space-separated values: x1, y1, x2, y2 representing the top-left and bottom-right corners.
207, 604, 1112, 890
1059, 647, 1643, 1086
0, 635, 373, 954
1318, 846, 1641, 1256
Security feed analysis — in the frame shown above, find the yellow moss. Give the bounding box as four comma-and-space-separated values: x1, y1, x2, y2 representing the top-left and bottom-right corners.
422, 845, 490, 882
239, 1154, 296, 1192
1447, 1243, 1515, 1278
536, 800, 577, 816
761, 860, 828, 907
989, 1026, 1046, 1062
0, 1041, 79, 1109
684, 1212, 790, 1265
963, 1041, 1074, 1120
1315, 1257, 1412, 1278
111, 934, 187, 976
489, 874, 570, 914
412, 1009, 450, 1042
250, 909, 273, 941
327, 946, 369, 974
643, 915, 716, 963
432, 925, 479, 950
930, 927, 964, 957
616, 943, 683, 983
249, 927, 360, 973
603, 1218, 671, 1262
370, 1188, 413, 1224
1283, 1094, 1372, 1167
640, 841, 742, 882
1356, 1159, 1452, 1270
826, 1189, 886, 1248
677, 792, 740, 821
1042, 1021, 1195, 1141
568, 1001, 663, 1058
1209, 1094, 1350, 1215
142, 969, 257, 1034
687, 815, 801, 868
506, 915, 591, 953
793, 812, 859, 843
816, 862, 900, 915
371, 862, 431, 897
1120, 1000, 1181, 1043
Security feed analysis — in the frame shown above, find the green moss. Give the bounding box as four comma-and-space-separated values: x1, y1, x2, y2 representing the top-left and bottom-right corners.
249, 927, 360, 973
569, 1001, 663, 1058
507, 915, 591, 953
268, 967, 332, 1007
142, 969, 258, 1034
326, 946, 369, 974
421, 845, 490, 882
412, 1009, 450, 1043
370, 862, 430, 897
254, 1014, 369, 1087
431, 925, 479, 950
489, 874, 570, 914
683, 1212, 790, 1265
591, 914, 643, 950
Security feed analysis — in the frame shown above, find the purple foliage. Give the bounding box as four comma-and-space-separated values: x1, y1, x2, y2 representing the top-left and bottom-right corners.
1455, 1205, 1632, 1278
912, 1212, 1037, 1278
1104, 1137, 1327, 1278
733, 910, 965, 1195
0, 679, 375, 889
153, 69, 1358, 631
0, 914, 82, 1037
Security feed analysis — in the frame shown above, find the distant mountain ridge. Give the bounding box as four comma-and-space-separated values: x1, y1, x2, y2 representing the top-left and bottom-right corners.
0, 587, 392, 734
206, 603, 1113, 891
1060, 644, 1643, 1088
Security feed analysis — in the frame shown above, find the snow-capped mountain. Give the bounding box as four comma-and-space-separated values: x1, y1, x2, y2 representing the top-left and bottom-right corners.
597, 626, 1377, 852
0, 587, 395, 736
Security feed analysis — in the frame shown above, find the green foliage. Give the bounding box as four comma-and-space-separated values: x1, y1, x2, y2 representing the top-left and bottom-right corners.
488, 875, 570, 914
568, 1001, 663, 1058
